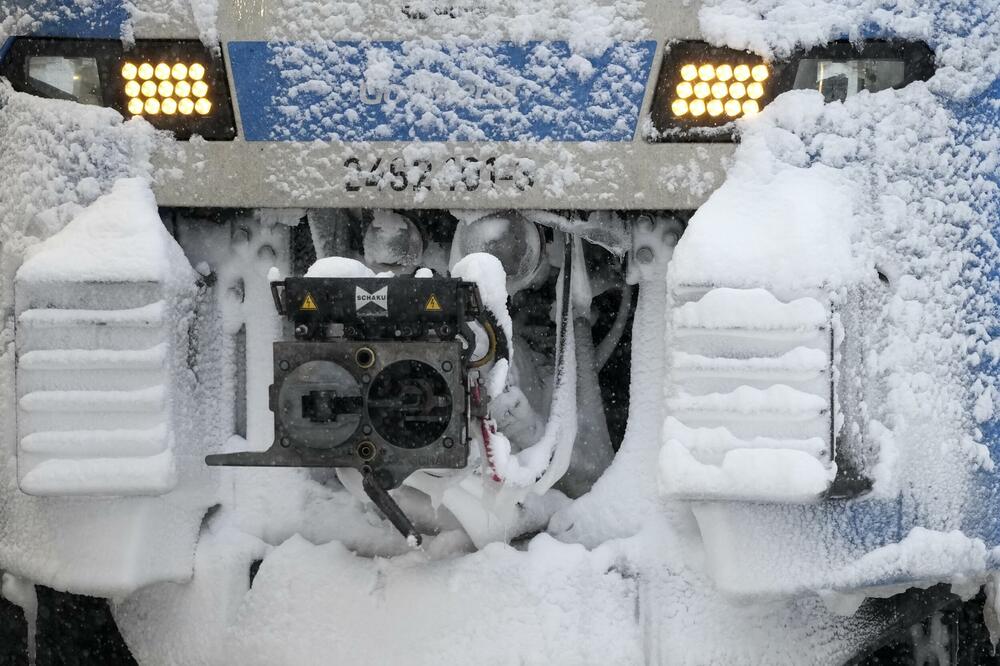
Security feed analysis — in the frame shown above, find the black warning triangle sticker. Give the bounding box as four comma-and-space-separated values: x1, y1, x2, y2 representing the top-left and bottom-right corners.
300, 292, 318, 311
425, 294, 442, 312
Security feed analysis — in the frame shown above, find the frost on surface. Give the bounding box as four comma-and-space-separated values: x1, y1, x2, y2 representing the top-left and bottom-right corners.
0, 0, 998, 663
0, 86, 212, 594
266, 0, 647, 48
660, 0, 1000, 620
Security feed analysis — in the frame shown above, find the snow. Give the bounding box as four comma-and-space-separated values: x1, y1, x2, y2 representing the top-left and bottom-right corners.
267, 0, 647, 52
0, 0, 998, 663
674, 288, 828, 330
826, 528, 992, 593
18, 450, 177, 497
17, 302, 165, 326
669, 384, 827, 417
664, 416, 827, 464
450, 252, 513, 396
658, 0, 1000, 638
119, 534, 643, 666
303, 256, 375, 278
0, 81, 215, 595
668, 139, 861, 290
673, 347, 829, 378
660, 439, 833, 501
699, 0, 1000, 100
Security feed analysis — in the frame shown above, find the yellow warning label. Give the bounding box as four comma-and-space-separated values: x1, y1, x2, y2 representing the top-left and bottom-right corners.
425, 294, 442, 312
300, 293, 318, 311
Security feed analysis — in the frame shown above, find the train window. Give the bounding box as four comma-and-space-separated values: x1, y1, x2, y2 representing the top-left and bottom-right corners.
793, 59, 905, 102
26, 56, 102, 105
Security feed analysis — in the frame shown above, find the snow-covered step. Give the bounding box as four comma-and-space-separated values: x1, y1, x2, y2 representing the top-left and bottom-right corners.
17, 451, 176, 497
14, 280, 163, 311
661, 286, 836, 502
17, 346, 166, 392
662, 417, 828, 466
673, 289, 827, 330
20, 426, 170, 458
672, 347, 828, 379
16, 303, 166, 352
667, 385, 829, 440
19, 411, 167, 434
659, 441, 835, 503
672, 288, 829, 357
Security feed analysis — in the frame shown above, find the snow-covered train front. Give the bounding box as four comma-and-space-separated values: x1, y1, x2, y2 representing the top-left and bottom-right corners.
1, 1, 999, 664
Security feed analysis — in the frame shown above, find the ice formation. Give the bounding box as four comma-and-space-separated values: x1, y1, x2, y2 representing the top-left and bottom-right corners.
0, 0, 997, 663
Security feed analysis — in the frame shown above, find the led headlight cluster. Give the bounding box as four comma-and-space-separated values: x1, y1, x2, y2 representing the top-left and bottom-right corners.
1, 38, 236, 140
121, 60, 212, 116
650, 42, 775, 137
650, 40, 934, 142
671, 62, 768, 119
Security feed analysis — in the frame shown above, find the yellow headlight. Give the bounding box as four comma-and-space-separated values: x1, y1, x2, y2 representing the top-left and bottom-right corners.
724, 99, 742, 117
178, 98, 195, 115
698, 64, 715, 81
161, 98, 178, 115
711, 81, 728, 99
154, 63, 171, 80
715, 64, 733, 81
751, 65, 769, 81
124, 80, 141, 97
671, 99, 689, 116
747, 82, 764, 99
140, 80, 157, 98
694, 81, 710, 99
121, 62, 138, 80
676, 81, 693, 99
144, 97, 160, 114
680, 64, 698, 81
137, 63, 154, 80
127, 97, 144, 115
194, 98, 212, 115
729, 82, 746, 99
171, 63, 188, 80
689, 99, 706, 117
158, 81, 174, 98
188, 63, 206, 81
742, 99, 760, 115
191, 80, 209, 98
707, 99, 724, 117
733, 64, 751, 82
175, 80, 192, 98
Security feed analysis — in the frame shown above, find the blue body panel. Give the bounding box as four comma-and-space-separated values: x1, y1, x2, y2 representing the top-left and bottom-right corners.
227, 40, 657, 142
0, 0, 127, 60
960, 75, 1000, 546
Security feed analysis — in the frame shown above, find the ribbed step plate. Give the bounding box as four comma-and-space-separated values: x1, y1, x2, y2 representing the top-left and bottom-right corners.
15, 283, 181, 497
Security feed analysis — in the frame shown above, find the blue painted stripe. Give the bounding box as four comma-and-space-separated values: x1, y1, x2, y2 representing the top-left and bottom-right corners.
228, 40, 657, 142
